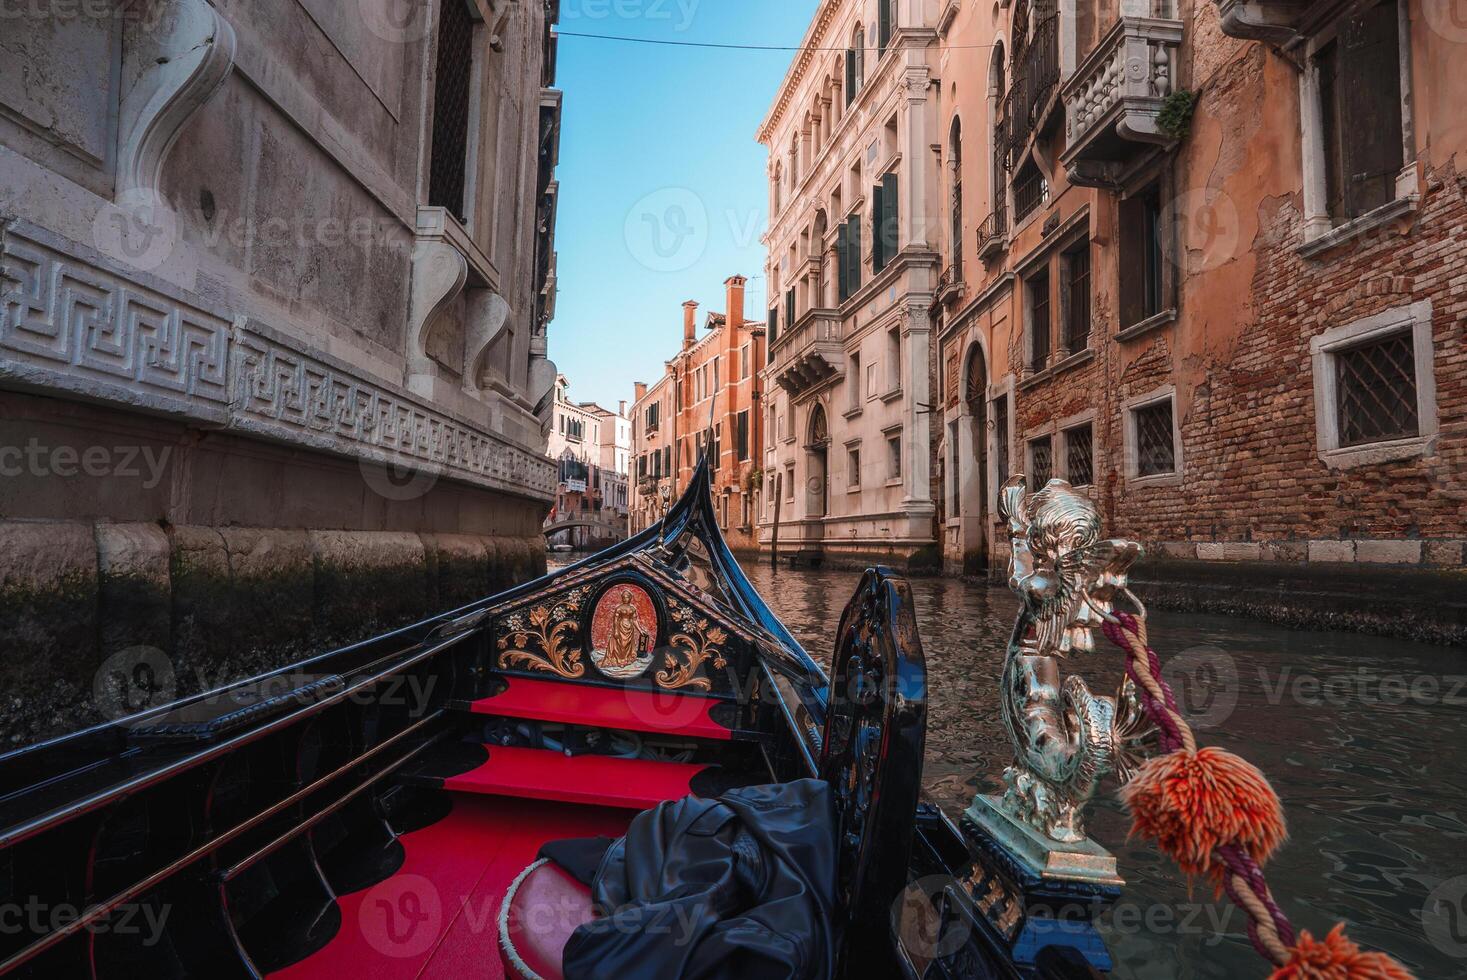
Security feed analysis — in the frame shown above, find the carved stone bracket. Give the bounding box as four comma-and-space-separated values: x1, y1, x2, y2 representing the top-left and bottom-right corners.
406, 238, 468, 393
117, 0, 237, 200
464, 289, 510, 396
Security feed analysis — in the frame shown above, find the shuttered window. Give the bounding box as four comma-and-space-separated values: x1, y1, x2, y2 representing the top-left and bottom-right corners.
878, 0, 894, 52
846, 215, 863, 295
1318, 0, 1404, 222
1063, 237, 1091, 353
836, 223, 850, 302
1119, 182, 1167, 327
768, 305, 779, 346
1027, 270, 1050, 372
872, 172, 899, 274
785, 289, 796, 332
737, 410, 750, 461
845, 50, 857, 105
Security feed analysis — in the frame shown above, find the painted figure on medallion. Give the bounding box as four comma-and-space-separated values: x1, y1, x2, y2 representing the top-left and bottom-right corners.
589, 584, 658, 679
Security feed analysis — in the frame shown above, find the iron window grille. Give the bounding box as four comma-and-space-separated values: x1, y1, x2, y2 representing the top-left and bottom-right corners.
429, 0, 475, 222
1134, 400, 1176, 476
1029, 436, 1053, 485
994, 396, 1010, 487
1335, 332, 1418, 447
1013, 160, 1049, 224
1065, 424, 1094, 486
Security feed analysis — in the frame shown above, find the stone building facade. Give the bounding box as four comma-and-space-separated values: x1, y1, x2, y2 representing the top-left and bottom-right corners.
933, 0, 1465, 638
0, 0, 564, 744
756, 0, 943, 571
630, 276, 767, 552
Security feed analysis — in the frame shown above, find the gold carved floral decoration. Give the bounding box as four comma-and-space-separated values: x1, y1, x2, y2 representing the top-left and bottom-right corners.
498, 586, 591, 679
656, 596, 729, 692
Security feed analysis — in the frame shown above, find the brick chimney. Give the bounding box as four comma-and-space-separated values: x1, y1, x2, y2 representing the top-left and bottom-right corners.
618, 399, 627, 417
724, 275, 747, 330
634, 382, 647, 402
682, 301, 699, 350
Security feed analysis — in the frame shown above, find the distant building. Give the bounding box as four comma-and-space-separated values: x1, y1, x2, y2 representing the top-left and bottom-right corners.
547, 377, 630, 549
756, 0, 943, 571
630, 277, 767, 552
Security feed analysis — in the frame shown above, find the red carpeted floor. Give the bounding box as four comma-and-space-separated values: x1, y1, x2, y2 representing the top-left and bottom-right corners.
270, 795, 631, 979
466, 677, 734, 741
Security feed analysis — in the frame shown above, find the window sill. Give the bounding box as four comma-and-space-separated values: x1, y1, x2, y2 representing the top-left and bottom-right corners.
885, 478, 903, 487
842, 405, 864, 420
847, 485, 862, 494
1115, 308, 1177, 343
1319, 434, 1433, 470
1297, 195, 1418, 259
1125, 470, 1182, 489
879, 386, 904, 404
1017, 349, 1094, 391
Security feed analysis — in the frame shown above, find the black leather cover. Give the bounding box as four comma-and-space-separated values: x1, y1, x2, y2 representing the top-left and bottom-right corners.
556, 779, 837, 980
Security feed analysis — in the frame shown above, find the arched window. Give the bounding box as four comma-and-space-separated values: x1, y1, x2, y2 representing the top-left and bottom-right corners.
990, 42, 1007, 233
852, 26, 865, 92
949, 117, 963, 276
789, 133, 800, 186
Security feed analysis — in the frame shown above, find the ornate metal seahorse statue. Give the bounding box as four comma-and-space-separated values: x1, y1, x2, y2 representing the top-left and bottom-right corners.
996, 475, 1152, 843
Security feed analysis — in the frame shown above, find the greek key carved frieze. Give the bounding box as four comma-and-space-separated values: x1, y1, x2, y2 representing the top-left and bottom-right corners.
0, 223, 554, 499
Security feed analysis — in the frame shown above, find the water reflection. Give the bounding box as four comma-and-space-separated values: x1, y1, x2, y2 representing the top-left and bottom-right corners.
738, 560, 1467, 979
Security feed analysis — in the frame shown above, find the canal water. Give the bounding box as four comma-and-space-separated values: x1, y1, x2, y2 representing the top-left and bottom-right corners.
735, 562, 1467, 979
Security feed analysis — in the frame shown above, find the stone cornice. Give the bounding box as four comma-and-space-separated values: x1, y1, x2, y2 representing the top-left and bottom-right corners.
0, 221, 555, 502
756, 0, 846, 145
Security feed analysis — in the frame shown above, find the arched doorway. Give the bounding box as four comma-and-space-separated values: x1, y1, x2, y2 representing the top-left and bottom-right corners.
805, 403, 829, 519
961, 345, 989, 573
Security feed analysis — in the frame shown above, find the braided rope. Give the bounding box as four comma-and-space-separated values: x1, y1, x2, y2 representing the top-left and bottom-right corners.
1100, 609, 1291, 966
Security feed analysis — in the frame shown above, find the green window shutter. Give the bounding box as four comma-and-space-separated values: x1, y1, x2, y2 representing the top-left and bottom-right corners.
1338, 1, 1404, 219
846, 51, 856, 104
847, 215, 863, 293
836, 222, 850, 301
882, 171, 900, 265
768, 305, 779, 345
879, 0, 892, 52
871, 182, 885, 272
785, 288, 796, 331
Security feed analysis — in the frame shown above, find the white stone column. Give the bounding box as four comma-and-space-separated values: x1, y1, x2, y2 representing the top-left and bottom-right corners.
901, 66, 932, 249
903, 310, 934, 510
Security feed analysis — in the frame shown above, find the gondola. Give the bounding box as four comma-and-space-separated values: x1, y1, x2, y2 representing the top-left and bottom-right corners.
0, 460, 1354, 980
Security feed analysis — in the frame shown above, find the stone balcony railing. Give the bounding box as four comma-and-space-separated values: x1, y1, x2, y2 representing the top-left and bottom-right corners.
1060, 5, 1185, 188
771, 308, 845, 397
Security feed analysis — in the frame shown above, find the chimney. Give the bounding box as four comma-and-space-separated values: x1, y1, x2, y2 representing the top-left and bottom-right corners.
618, 399, 627, 417
682, 301, 699, 350
724, 275, 747, 331
634, 382, 647, 402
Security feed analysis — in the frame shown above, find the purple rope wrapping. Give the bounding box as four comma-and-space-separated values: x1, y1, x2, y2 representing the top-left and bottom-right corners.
1219, 843, 1297, 954
1102, 612, 1299, 965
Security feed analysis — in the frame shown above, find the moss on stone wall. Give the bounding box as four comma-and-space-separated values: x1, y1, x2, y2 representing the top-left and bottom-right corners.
0, 523, 547, 749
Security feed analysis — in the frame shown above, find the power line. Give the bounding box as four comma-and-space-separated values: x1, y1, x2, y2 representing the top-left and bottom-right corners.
554, 30, 995, 52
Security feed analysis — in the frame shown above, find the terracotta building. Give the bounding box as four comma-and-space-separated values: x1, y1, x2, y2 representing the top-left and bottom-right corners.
931, 0, 1464, 634
756, 0, 943, 570
630, 277, 767, 552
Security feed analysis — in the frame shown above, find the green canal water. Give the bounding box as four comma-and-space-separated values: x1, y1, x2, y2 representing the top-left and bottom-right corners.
735, 562, 1467, 979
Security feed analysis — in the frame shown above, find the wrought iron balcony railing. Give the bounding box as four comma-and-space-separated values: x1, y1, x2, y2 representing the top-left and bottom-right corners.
976, 211, 1007, 260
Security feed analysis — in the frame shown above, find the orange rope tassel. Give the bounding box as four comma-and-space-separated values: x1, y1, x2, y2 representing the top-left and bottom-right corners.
1268, 924, 1416, 980
1120, 745, 1287, 891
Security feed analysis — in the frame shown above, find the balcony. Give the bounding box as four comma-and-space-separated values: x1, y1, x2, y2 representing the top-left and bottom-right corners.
976, 212, 1007, 260
1060, 7, 1185, 188
771, 309, 845, 397
1215, 0, 1318, 44
937, 263, 964, 307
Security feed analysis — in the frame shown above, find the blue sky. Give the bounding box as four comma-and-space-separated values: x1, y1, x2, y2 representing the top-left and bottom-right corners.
548, 0, 820, 409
